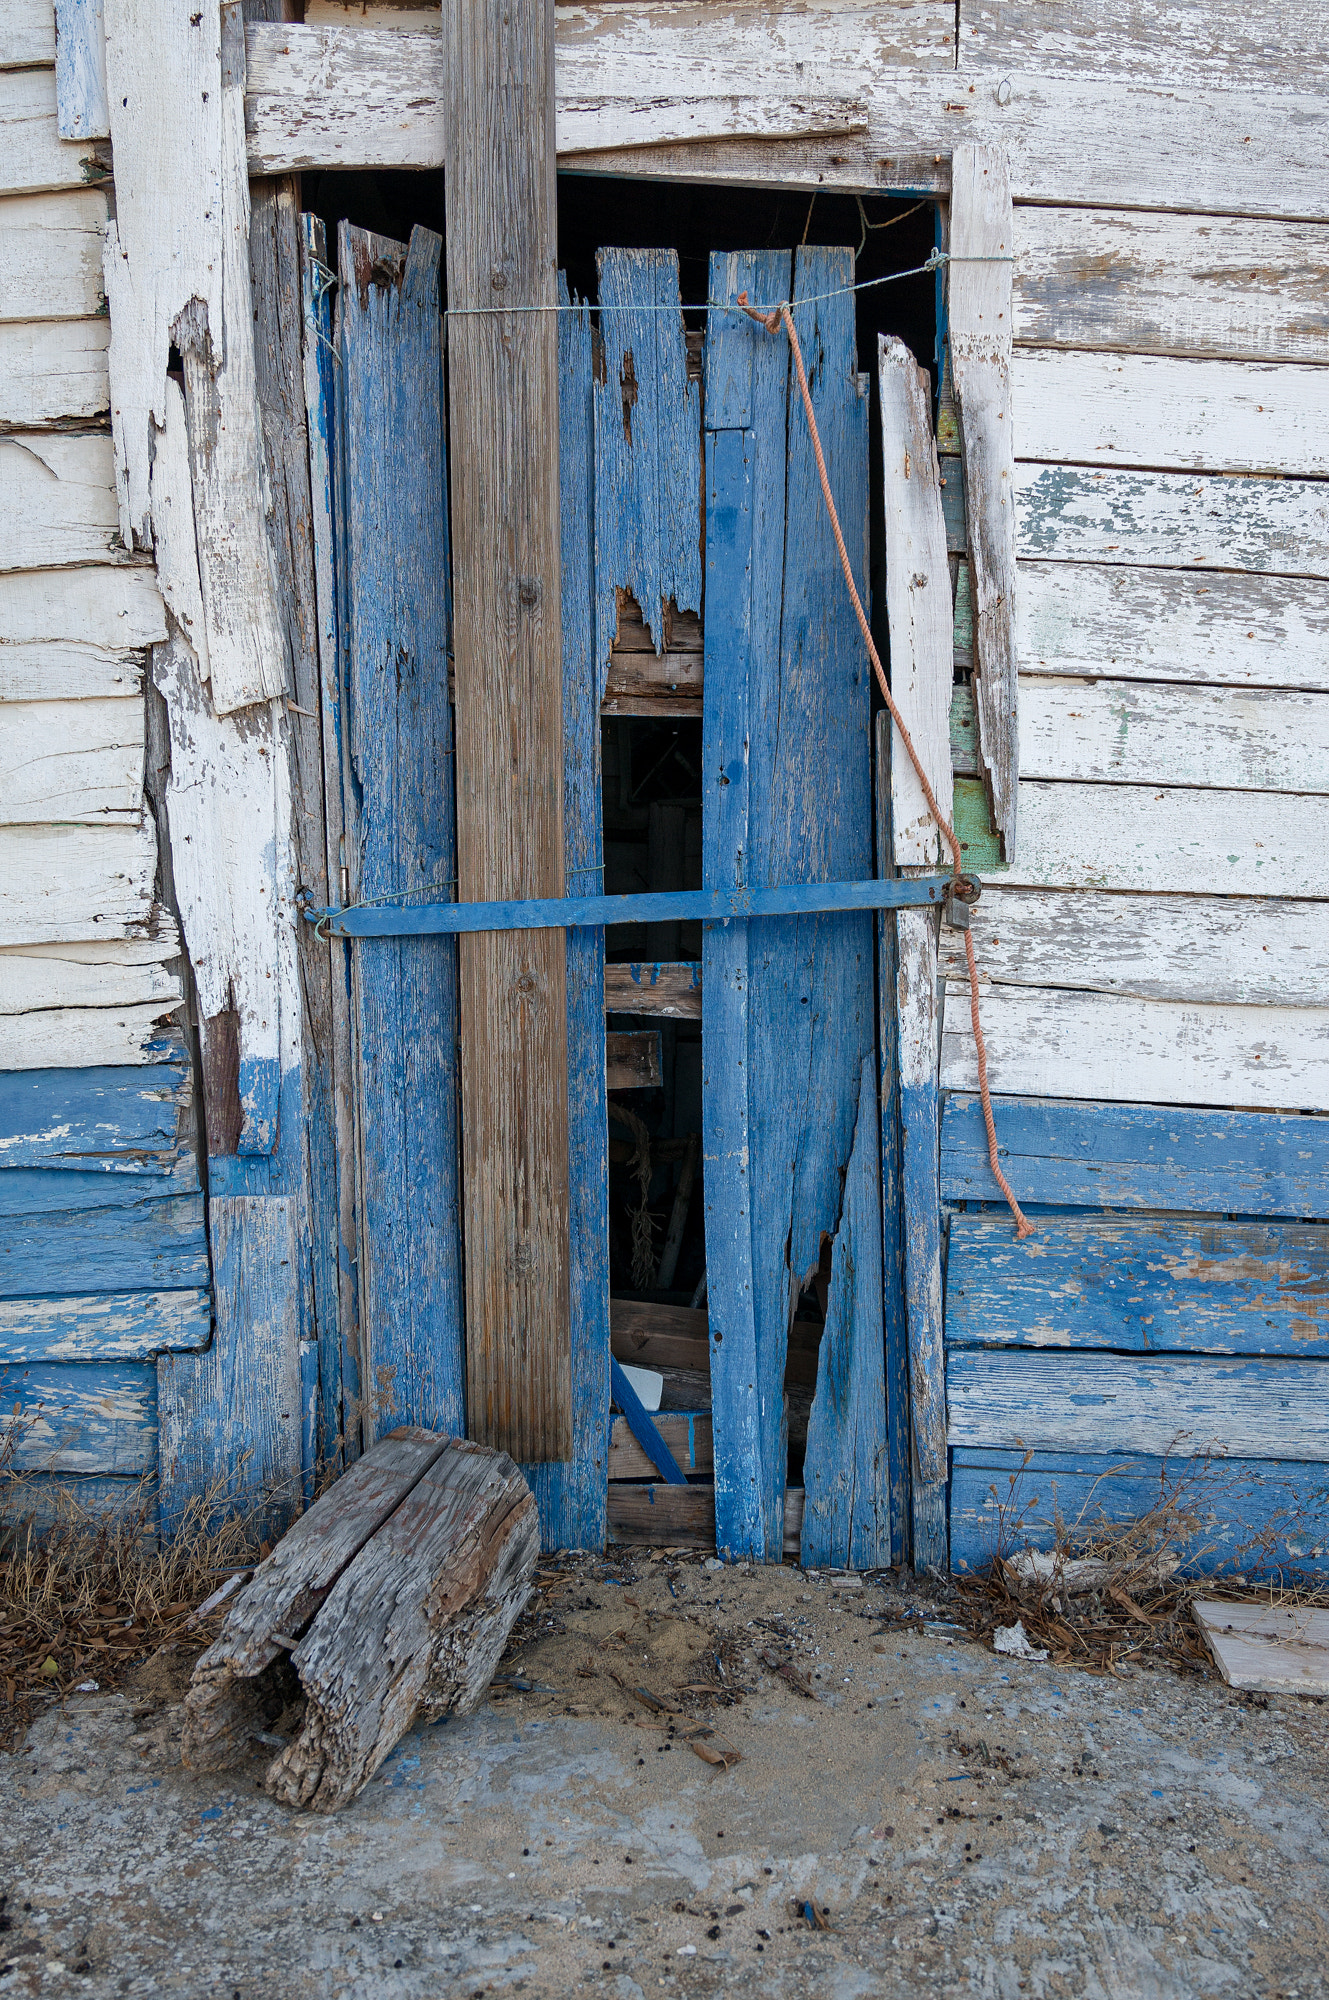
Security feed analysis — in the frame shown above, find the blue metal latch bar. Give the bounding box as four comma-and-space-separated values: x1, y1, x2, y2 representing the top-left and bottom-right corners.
307, 875, 966, 938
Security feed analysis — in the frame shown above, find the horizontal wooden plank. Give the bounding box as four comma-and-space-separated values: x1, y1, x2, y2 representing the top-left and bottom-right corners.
1017, 463, 1329, 577
1016, 562, 1329, 693
5, 0, 56, 68
604, 960, 702, 1018
0, 316, 107, 424
0, 1286, 211, 1360
0, 564, 164, 648
0, 695, 144, 823
0, 821, 160, 944
0, 1473, 157, 1537
942, 983, 1329, 1113
609, 1410, 712, 1480
0, 1358, 156, 1473
607, 1480, 805, 1555
606, 1028, 663, 1090
609, 1296, 822, 1388
955, 676, 1329, 794
0, 432, 123, 572
1014, 351, 1329, 479
0, 643, 143, 703
0, 1159, 199, 1216
0, 1191, 209, 1298
0, 188, 107, 322
962, 781, 1329, 898
946, 1214, 1329, 1358
0, 1050, 190, 1170
948, 1349, 1329, 1461
3, 1003, 180, 1070
0, 936, 181, 1015
939, 887, 1329, 1007
1012, 207, 1329, 367
941, 1093, 1329, 1218
0, 66, 108, 195
961, 0, 1328, 90
949, 1447, 1329, 1579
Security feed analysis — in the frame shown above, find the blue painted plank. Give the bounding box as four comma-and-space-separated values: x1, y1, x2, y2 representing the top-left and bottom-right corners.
0, 1157, 199, 1217
522, 279, 611, 1554
946, 1349, 1329, 1462
0, 1194, 209, 1300
0, 1475, 157, 1540
157, 1195, 302, 1537
801, 1056, 892, 1568
947, 1213, 1329, 1357
897, 910, 948, 1573
594, 247, 703, 667
610, 1357, 688, 1485
337, 221, 465, 1436
0, 1288, 211, 1361
874, 712, 912, 1567
0, 1048, 191, 1171
54, 0, 109, 141
0, 1360, 156, 1475
951, 1447, 1329, 1579
941, 1094, 1329, 1218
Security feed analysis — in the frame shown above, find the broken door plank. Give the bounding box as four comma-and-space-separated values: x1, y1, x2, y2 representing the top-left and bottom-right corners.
1194, 1600, 1329, 1695
446, 0, 571, 1464
337, 222, 464, 1439
948, 143, 1017, 860
519, 282, 611, 1552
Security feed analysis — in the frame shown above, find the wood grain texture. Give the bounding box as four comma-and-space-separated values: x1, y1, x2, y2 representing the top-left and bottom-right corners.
0, 1045, 190, 1170
518, 280, 611, 1550
875, 712, 913, 1568
2, 1004, 181, 1071
54, 0, 109, 139
1016, 562, 1329, 693
946, 1213, 1329, 1359
947, 1349, 1329, 1463
446, 0, 570, 1465
8, 0, 57, 68
604, 961, 702, 1018
336, 222, 464, 1440
1012, 208, 1329, 366
0, 821, 159, 945
878, 333, 952, 869
942, 1093, 1329, 1219
0, 937, 181, 1017
943, 983, 1329, 1113
949, 143, 1017, 859
607, 1480, 806, 1555
0, 433, 122, 573
896, 902, 946, 1571
959, 1, 1327, 90
1015, 350, 1329, 479
157, 1195, 301, 1535
0, 1287, 210, 1360
264, 1439, 537, 1812
181, 1425, 448, 1771
0, 317, 106, 422
0, 563, 164, 650
0, 1189, 207, 1297
0, 1358, 155, 1473
1016, 463, 1329, 577
1193, 1599, 1329, 1693
0, 67, 108, 196
0, 645, 143, 703
0, 695, 143, 824
609, 1409, 711, 1480
937, 887, 1329, 1007
949, 1447, 1329, 1579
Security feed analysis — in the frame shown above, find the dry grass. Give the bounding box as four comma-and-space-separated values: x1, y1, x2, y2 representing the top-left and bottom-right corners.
951, 1450, 1329, 1679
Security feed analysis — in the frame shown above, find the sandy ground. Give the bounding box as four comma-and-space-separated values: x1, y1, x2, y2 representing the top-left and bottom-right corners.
1, 1550, 1327, 1999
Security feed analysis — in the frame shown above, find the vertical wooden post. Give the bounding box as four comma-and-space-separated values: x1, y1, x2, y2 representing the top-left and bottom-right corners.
445, 0, 572, 1462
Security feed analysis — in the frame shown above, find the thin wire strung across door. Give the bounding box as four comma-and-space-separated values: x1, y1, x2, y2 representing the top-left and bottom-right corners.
738, 290, 1035, 1242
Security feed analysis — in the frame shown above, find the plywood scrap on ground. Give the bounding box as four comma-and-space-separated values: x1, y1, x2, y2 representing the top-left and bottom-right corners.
182, 1430, 538, 1811
1193, 1598, 1329, 1696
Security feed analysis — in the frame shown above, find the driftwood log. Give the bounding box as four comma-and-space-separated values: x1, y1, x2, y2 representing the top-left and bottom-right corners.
182, 1430, 538, 1812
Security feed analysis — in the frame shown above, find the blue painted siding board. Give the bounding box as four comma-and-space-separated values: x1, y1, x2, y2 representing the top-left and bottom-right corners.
874, 712, 912, 1567
0, 1194, 209, 1300
0, 1050, 191, 1172
947, 1212, 1329, 1357
942, 1094, 1329, 1218
951, 1447, 1329, 1578
0, 1158, 199, 1217
337, 221, 465, 1436
0, 1288, 211, 1361
0, 1360, 156, 1475
521, 279, 612, 1554
0, 1475, 157, 1538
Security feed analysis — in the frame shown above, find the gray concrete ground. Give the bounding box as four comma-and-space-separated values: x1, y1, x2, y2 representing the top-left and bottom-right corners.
1, 1553, 1326, 1999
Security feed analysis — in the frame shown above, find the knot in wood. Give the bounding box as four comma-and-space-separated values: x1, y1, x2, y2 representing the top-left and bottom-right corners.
517, 575, 541, 608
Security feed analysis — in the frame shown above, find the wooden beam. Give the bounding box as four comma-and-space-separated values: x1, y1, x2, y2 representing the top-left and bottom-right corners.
604, 961, 702, 1018
445, 0, 572, 1464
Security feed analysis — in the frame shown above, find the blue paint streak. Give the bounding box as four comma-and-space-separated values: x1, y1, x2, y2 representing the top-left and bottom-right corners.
609, 1358, 688, 1485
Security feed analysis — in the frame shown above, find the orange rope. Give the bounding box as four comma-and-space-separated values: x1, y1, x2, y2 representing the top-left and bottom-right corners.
755, 295, 1033, 1240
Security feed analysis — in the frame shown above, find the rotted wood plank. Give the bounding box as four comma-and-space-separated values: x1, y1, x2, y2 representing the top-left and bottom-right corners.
1015, 351, 1329, 479
0, 1358, 156, 1474
1016, 463, 1329, 576
337, 222, 464, 1439
0, 1049, 190, 1170
0, 318, 107, 424
937, 887, 1329, 1008
949, 1447, 1329, 1581
949, 144, 1017, 859
947, 1349, 1329, 1463
1016, 563, 1329, 693
606, 1029, 663, 1091
0, 1287, 211, 1361
0, 1190, 208, 1298
447, 0, 570, 1464
54, 0, 109, 139
1012, 208, 1329, 366
941, 1093, 1329, 1219
941, 983, 1329, 1113
3, 1006, 181, 1072
946, 1213, 1329, 1358
605, 961, 702, 1018
0, 695, 143, 824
